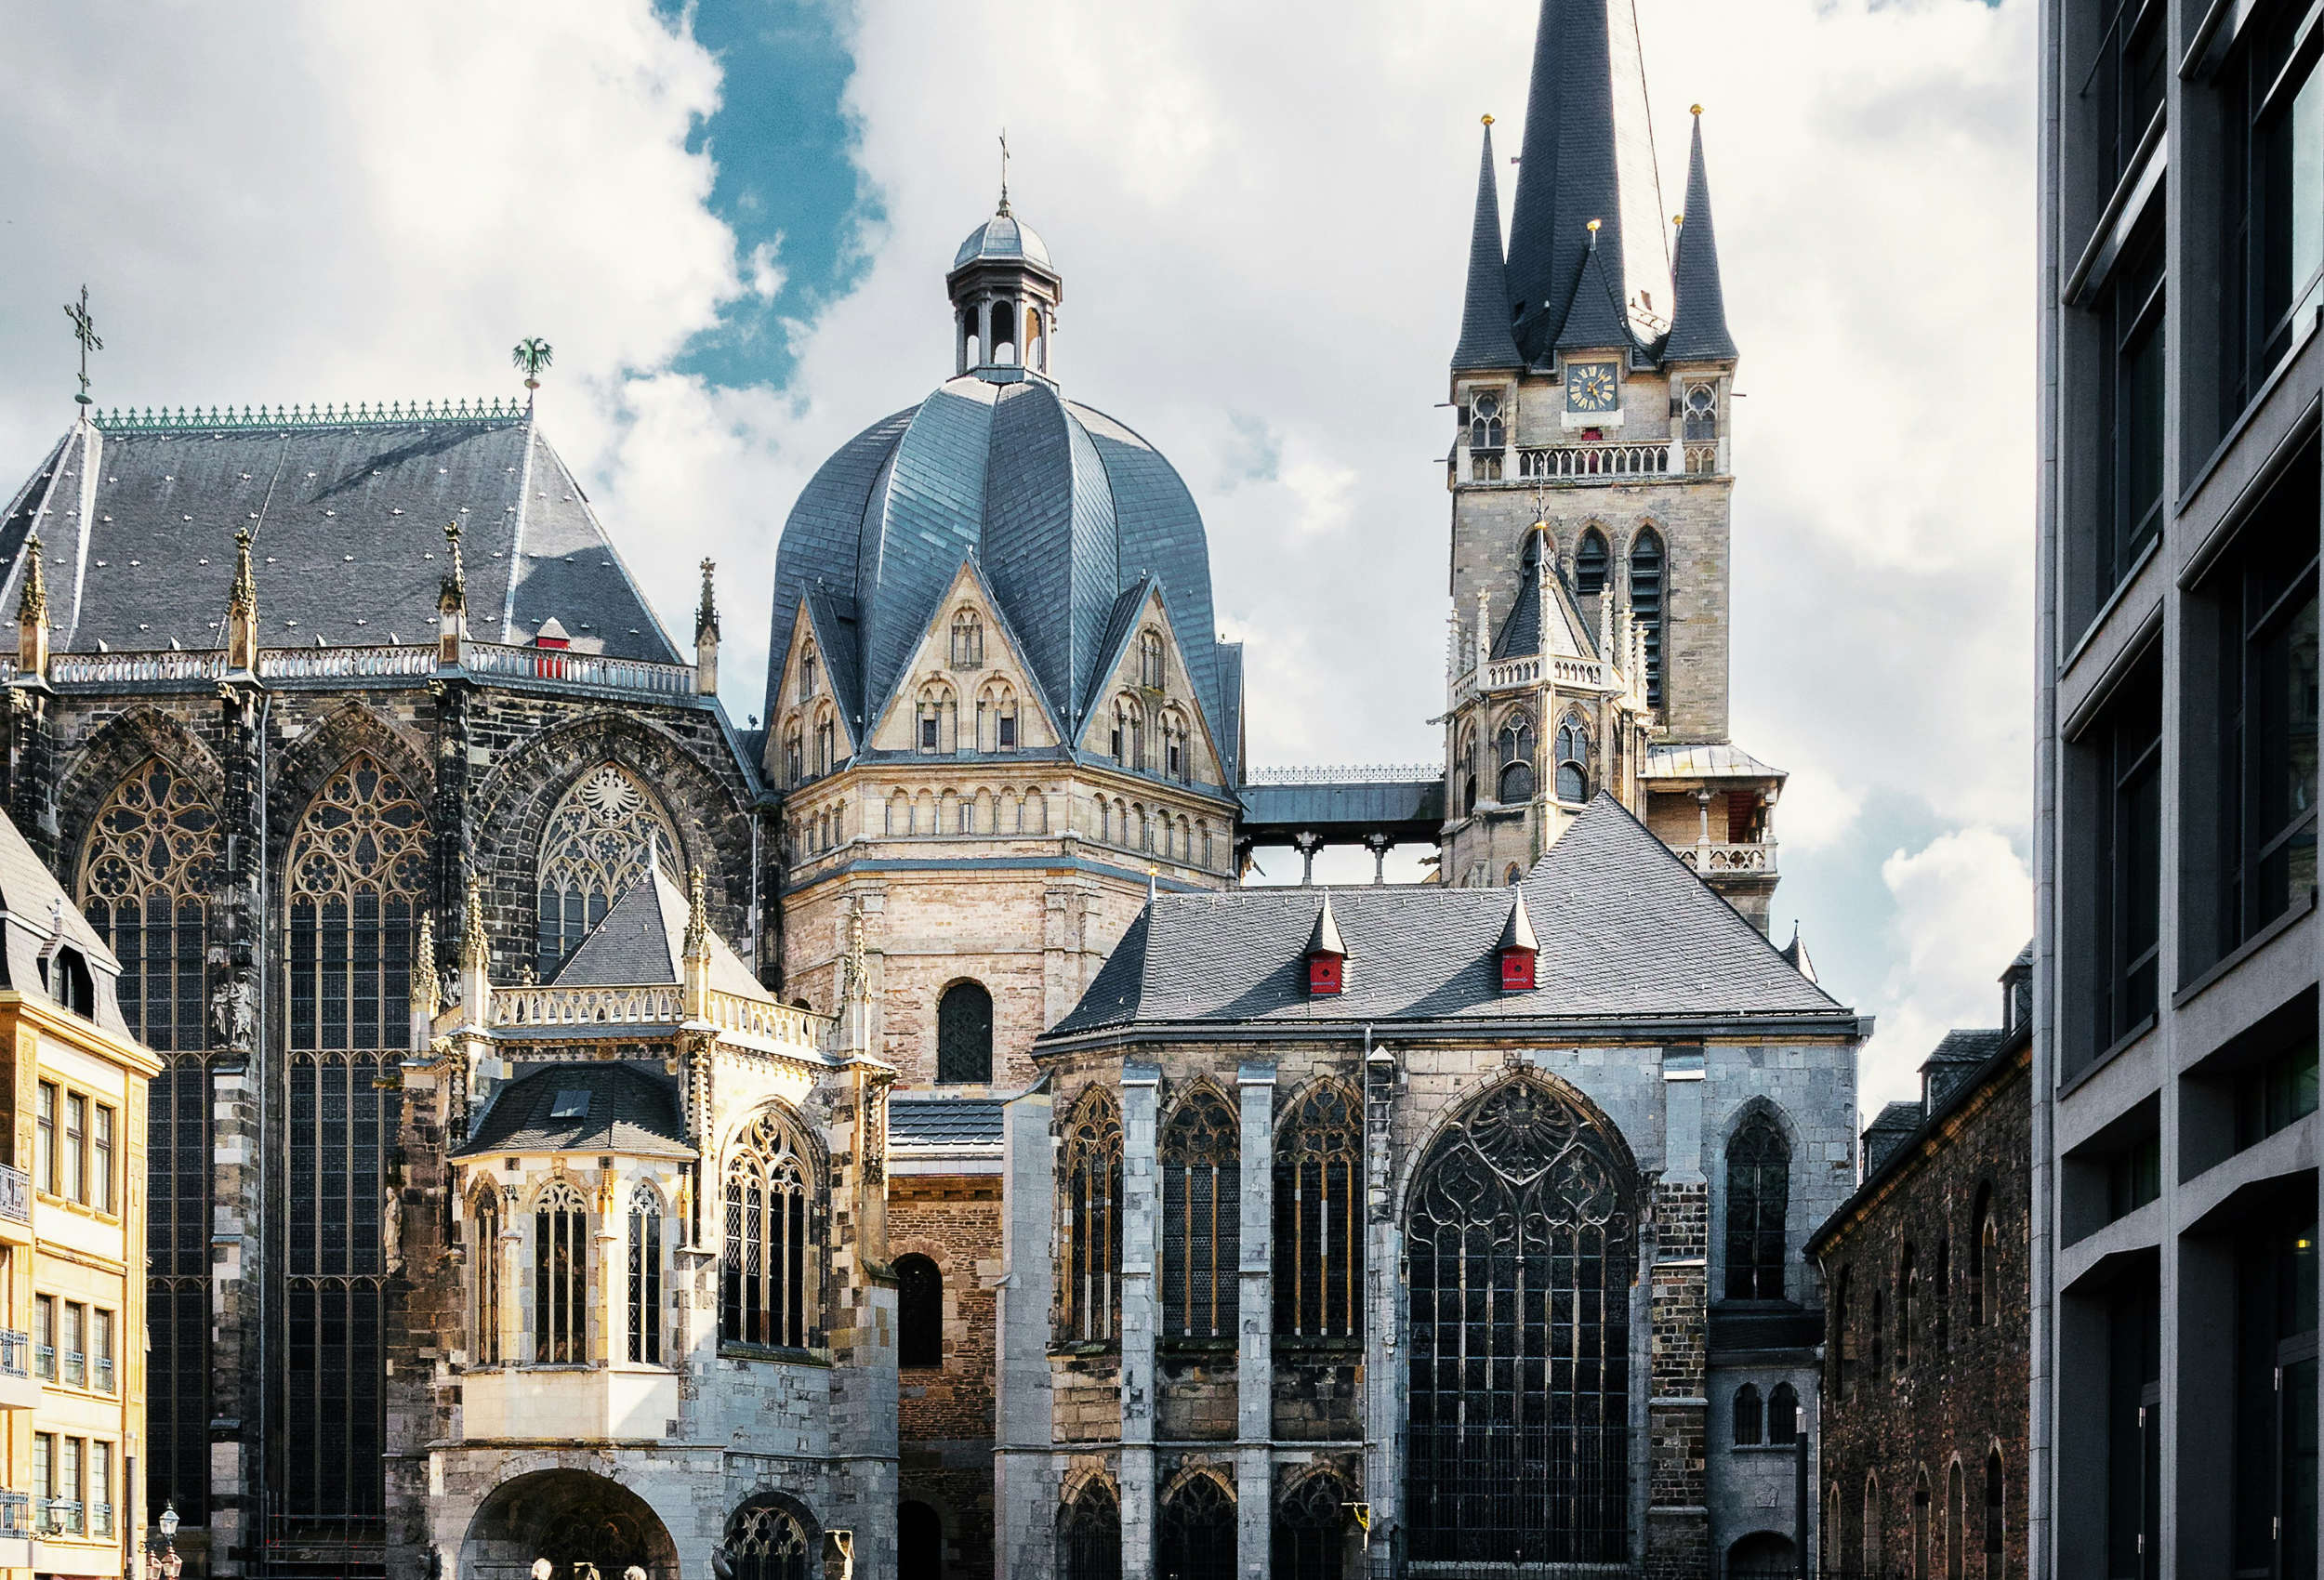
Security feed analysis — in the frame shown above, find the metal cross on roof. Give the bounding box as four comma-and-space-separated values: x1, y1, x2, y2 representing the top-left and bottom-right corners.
997, 128, 1010, 215
63, 285, 101, 407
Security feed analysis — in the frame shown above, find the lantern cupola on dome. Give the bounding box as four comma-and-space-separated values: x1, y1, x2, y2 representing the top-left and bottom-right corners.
949, 196, 1063, 378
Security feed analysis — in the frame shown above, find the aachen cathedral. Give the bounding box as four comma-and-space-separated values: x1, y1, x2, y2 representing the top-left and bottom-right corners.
0, 0, 1868, 1576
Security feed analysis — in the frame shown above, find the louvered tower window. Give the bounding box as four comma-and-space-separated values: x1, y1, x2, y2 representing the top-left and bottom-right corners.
1630, 531, 1666, 709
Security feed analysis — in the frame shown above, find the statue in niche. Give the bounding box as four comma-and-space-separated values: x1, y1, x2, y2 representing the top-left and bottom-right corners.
210, 968, 257, 1050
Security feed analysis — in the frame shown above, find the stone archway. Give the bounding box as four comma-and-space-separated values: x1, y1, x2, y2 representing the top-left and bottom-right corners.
462, 1469, 681, 1580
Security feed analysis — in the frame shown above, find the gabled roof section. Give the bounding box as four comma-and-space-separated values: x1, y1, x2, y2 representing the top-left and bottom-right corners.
1045, 795, 1849, 1035
0, 410, 679, 659
1452, 121, 1525, 373
1491, 550, 1599, 663
547, 858, 765, 1000
452, 1060, 693, 1159
1662, 112, 1739, 363
867, 555, 1066, 748
1554, 239, 1635, 354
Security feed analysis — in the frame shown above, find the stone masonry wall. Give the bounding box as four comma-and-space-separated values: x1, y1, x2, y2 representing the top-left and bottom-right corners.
893, 1179, 1001, 1580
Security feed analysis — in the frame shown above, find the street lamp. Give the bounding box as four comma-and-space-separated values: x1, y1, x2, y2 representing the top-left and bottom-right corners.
147, 1502, 180, 1580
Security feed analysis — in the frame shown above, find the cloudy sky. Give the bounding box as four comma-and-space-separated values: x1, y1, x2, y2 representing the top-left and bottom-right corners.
0, 0, 2034, 1113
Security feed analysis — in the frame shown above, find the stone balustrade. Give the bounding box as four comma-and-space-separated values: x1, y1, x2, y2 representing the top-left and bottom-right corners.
1674, 841, 1779, 875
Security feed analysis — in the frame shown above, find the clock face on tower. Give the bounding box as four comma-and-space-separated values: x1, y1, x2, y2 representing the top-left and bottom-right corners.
1565, 362, 1619, 414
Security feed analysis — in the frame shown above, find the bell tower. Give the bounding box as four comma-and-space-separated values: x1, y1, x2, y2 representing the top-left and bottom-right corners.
1435, 0, 1783, 933
946, 188, 1063, 379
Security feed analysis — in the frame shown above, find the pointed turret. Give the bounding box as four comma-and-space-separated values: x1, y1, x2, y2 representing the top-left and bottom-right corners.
1555, 222, 1633, 353
1453, 118, 1525, 373
1504, 0, 1565, 351
1662, 109, 1739, 363
1506, 0, 1632, 362
15, 535, 49, 680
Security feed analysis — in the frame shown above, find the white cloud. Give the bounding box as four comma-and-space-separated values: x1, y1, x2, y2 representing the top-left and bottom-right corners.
1860, 826, 2033, 1110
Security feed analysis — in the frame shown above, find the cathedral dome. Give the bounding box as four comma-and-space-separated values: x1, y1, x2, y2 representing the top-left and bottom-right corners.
953, 209, 1050, 270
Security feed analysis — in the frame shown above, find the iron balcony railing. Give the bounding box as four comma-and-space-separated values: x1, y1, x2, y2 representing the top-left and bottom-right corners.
90, 1501, 112, 1539
0, 1491, 26, 1539
0, 1164, 31, 1226
0, 1330, 27, 1380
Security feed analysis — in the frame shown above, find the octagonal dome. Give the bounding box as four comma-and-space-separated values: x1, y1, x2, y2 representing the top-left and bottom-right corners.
953, 210, 1051, 271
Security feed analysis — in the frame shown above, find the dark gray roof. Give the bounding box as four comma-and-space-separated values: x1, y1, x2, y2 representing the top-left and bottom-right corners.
548, 859, 766, 1000
1236, 775, 1445, 846
953, 209, 1051, 270
1860, 1099, 1926, 1174
1451, 122, 1525, 372
0, 412, 681, 660
453, 1060, 693, 1158
763, 351, 1236, 783
1490, 572, 1542, 660
1777, 924, 1816, 984
1661, 113, 1739, 362
889, 1097, 1006, 1147
1506, 0, 1631, 363
0, 810, 130, 1036
1923, 1027, 2007, 1109
1554, 241, 1634, 354
1044, 794, 1850, 1036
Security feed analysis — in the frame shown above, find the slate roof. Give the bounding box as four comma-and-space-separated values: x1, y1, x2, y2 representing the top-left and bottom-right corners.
1490, 553, 1597, 664
1507, 0, 1632, 363
1922, 1027, 2008, 1109
1661, 112, 1740, 363
452, 1060, 693, 1159
1043, 794, 1851, 1037
0, 411, 681, 660
1860, 1100, 1926, 1174
1778, 924, 1817, 984
889, 1097, 1006, 1148
1451, 122, 1525, 372
548, 857, 768, 1001
0, 809, 130, 1036
763, 356, 1238, 782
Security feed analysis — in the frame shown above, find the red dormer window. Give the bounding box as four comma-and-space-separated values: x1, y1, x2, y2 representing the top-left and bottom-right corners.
534, 617, 572, 651
1309, 954, 1344, 996
1500, 948, 1538, 992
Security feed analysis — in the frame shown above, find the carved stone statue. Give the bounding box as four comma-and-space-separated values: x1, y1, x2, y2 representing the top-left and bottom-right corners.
210, 969, 257, 1050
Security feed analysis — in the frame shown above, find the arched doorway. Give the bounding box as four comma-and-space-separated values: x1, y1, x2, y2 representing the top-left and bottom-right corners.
461, 1470, 680, 1580
897, 1500, 943, 1578
1403, 1074, 1636, 1566
1727, 1530, 1799, 1578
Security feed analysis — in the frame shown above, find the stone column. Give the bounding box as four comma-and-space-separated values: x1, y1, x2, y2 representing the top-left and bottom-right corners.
497, 1188, 522, 1368
994, 1079, 1057, 1580
1645, 1047, 1710, 1578
1119, 1065, 1161, 1579
1236, 1062, 1275, 1578
1362, 1044, 1400, 1580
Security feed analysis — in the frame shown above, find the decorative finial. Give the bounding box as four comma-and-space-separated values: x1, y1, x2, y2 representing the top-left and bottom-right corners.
1691, 103, 1704, 116
413, 911, 440, 1020
18, 536, 48, 629
1586, 217, 1602, 250
1481, 113, 1494, 126
1147, 862, 1158, 904
461, 889, 487, 972
63, 286, 101, 408
511, 337, 553, 395
229, 527, 257, 617
997, 128, 1011, 216
683, 866, 710, 960
441, 521, 466, 611
1673, 215, 1684, 228
697, 558, 718, 636
843, 904, 870, 1003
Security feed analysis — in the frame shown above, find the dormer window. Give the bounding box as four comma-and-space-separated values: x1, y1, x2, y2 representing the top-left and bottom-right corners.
534, 618, 571, 652
41, 947, 94, 1019
1498, 893, 1539, 992
1305, 898, 1347, 996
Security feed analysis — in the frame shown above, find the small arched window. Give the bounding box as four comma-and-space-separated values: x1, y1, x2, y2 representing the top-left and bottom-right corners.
1934, 1236, 1951, 1353
1556, 718, 1590, 803
1274, 1081, 1363, 1339
1459, 726, 1480, 817
1862, 1473, 1883, 1573
1061, 1087, 1124, 1342
1835, 1266, 1855, 1397
471, 1189, 502, 1364
627, 1181, 663, 1364
783, 728, 803, 787
533, 1178, 588, 1365
979, 681, 1019, 751
1575, 527, 1610, 596
1770, 1381, 1800, 1443
1724, 1112, 1790, 1299
1971, 1182, 1997, 1327
1496, 713, 1535, 803
937, 980, 994, 1085
896, 1252, 943, 1368
721, 1108, 815, 1350
1985, 1448, 2005, 1560
950, 609, 984, 669
1947, 1458, 1967, 1580
1871, 1290, 1886, 1376
1630, 530, 1666, 710
1161, 1084, 1239, 1340
727, 1499, 815, 1580
799, 643, 817, 703
917, 683, 957, 755
814, 709, 837, 776
1139, 630, 1166, 690
1162, 710, 1191, 783
1684, 381, 1718, 441
1733, 1382, 1763, 1445
1899, 1243, 1918, 1368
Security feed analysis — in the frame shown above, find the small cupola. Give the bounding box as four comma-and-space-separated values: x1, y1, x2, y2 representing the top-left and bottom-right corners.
947, 185, 1065, 379
1497, 891, 1539, 992
534, 617, 571, 651
1304, 895, 1347, 996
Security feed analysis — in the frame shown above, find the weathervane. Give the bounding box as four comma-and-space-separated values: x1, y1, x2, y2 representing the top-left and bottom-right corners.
64, 285, 101, 408
511, 337, 553, 402
997, 128, 1010, 215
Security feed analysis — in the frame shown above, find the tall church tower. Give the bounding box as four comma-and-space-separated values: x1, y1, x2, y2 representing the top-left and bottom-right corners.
1438, 0, 1786, 931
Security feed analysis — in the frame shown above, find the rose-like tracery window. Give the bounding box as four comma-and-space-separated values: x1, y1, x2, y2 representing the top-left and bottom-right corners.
536, 763, 680, 972
1405, 1076, 1635, 1566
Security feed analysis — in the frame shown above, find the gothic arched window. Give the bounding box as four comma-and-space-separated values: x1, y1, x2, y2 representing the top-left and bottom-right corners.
1272, 1472, 1352, 1580
284, 752, 423, 1531
535, 763, 680, 973
798, 643, 817, 703
1459, 726, 1479, 817
783, 727, 803, 787
1770, 1381, 1801, 1444
1162, 708, 1191, 782
1556, 718, 1590, 803
813, 707, 837, 776
1469, 390, 1505, 451
1733, 1382, 1763, 1445
1139, 629, 1166, 690
1947, 1458, 1967, 1580
918, 682, 957, 754
1985, 1448, 2005, 1560
1060, 1086, 1124, 1342
1161, 1083, 1239, 1340
951, 609, 984, 669
627, 1182, 662, 1365
471, 1189, 503, 1364
1862, 1473, 1883, 1572
1630, 530, 1666, 710
1061, 1482, 1121, 1580
721, 1108, 816, 1350
77, 756, 218, 1525
1971, 1182, 1997, 1327
1575, 527, 1610, 597
533, 1178, 588, 1364
1405, 1077, 1634, 1564
726, 1498, 814, 1580
979, 680, 1020, 751
1275, 1081, 1363, 1339
1497, 712, 1536, 803
1899, 1242, 1918, 1368
897, 1252, 943, 1368
1934, 1235, 1951, 1352
937, 980, 994, 1084
1724, 1112, 1790, 1299
1158, 1474, 1236, 1580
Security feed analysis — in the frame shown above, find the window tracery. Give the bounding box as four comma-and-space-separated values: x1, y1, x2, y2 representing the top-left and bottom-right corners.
535, 763, 680, 973
1274, 1080, 1362, 1339
1724, 1111, 1790, 1300
627, 1181, 662, 1364
1157, 1474, 1236, 1580
472, 1188, 503, 1364
1161, 1083, 1239, 1340
1406, 1077, 1633, 1565
1061, 1482, 1121, 1580
726, 1499, 813, 1580
534, 1178, 588, 1364
1060, 1086, 1123, 1342
1556, 718, 1591, 803
1497, 712, 1536, 803
721, 1107, 816, 1350
1272, 1471, 1353, 1580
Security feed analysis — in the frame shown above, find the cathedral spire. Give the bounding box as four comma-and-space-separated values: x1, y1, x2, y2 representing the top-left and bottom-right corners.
1661, 109, 1739, 363
1452, 117, 1525, 373
1555, 221, 1632, 353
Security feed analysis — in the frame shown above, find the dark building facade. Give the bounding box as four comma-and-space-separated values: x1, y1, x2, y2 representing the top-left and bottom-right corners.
1808, 952, 2032, 1579
2036, 0, 2324, 1566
